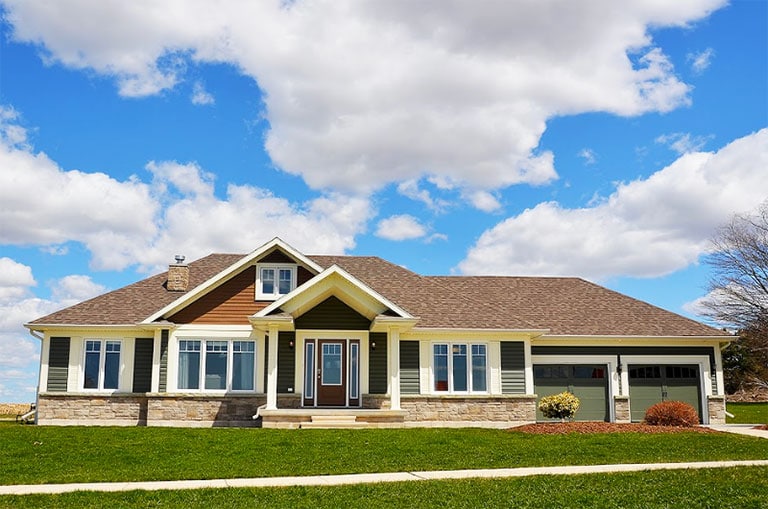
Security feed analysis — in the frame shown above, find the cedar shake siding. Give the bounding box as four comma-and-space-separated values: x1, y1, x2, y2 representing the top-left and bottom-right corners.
168, 267, 268, 324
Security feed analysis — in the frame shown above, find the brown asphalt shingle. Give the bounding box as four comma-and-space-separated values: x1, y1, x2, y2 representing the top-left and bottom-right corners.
28, 252, 728, 337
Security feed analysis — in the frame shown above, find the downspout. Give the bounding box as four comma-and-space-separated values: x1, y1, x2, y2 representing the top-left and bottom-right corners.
719, 341, 735, 419
28, 328, 44, 425
253, 403, 268, 421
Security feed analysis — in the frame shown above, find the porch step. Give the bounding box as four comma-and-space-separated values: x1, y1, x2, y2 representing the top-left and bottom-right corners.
300, 415, 366, 429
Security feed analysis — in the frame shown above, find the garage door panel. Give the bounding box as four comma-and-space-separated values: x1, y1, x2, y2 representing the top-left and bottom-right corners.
534, 364, 608, 422
628, 364, 701, 422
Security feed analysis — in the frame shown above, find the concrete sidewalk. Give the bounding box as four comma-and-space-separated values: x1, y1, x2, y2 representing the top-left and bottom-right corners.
706, 424, 768, 439
2, 460, 768, 496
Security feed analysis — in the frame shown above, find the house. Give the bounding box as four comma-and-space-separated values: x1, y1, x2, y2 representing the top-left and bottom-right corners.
25, 238, 732, 427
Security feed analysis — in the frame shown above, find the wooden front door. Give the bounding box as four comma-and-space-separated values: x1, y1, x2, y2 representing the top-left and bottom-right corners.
316, 340, 347, 406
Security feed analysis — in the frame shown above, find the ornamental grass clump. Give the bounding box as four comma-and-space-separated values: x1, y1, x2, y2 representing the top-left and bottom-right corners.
538, 392, 580, 421
643, 400, 700, 427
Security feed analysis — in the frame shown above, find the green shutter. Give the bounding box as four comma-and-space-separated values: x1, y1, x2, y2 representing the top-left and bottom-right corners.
501, 341, 525, 394
399, 340, 420, 394
47, 337, 70, 392
132, 338, 154, 393
158, 331, 169, 392
368, 333, 388, 394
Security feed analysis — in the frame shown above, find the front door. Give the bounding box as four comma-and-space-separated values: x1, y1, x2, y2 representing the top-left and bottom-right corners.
316, 340, 347, 406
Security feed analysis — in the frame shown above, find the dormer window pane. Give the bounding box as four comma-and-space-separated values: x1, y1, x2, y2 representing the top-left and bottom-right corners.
279, 269, 292, 294
261, 268, 275, 294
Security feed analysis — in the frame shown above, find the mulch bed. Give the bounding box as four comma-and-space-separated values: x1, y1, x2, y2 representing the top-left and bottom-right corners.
510, 422, 720, 435
754, 425, 768, 431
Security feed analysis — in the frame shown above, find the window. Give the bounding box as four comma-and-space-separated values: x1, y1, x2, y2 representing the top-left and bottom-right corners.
256, 264, 297, 299
83, 340, 121, 390
433, 343, 488, 393
177, 339, 256, 391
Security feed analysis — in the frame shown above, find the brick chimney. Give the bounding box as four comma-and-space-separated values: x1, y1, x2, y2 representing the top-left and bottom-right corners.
167, 255, 189, 292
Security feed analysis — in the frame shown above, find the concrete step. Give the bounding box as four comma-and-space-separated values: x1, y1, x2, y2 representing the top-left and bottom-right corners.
300, 415, 366, 429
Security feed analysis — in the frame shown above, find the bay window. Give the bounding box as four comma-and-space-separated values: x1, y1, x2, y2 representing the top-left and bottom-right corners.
177, 339, 256, 392
83, 340, 121, 390
433, 343, 488, 393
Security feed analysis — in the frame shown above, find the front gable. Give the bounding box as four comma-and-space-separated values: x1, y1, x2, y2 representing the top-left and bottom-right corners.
146, 238, 322, 325
294, 296, 371, 330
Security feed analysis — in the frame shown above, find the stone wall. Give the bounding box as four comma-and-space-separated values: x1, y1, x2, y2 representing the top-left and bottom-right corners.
37, 394, 266, 426
400, 395, 536, 423
707, 395, 726, 424
614, 396, 630, 423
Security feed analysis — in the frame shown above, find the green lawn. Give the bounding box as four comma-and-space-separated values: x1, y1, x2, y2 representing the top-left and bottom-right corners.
1, 466, 766, 508
1, 424, 767, 485
727, 402, 768, 424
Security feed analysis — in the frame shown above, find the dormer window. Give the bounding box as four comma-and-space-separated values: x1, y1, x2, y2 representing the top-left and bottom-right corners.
256, 264, 297, 300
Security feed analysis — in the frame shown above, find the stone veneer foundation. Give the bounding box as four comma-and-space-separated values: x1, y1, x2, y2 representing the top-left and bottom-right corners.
36, 392, 724, 426
400, 395, 537, 423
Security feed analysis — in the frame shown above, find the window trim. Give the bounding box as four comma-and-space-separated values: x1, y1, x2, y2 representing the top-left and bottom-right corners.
430, 341, 489, 394
176, 338, 257, 393
255, 263, 297, 300
82, 339, 122, 392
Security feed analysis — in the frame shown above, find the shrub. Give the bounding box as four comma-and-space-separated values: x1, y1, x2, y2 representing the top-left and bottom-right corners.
643, 401, 700, 427
538, 392, 580, 421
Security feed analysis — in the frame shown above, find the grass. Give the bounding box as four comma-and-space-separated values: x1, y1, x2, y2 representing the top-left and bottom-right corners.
0, 466, 766, 508
726, 402, 768, 424
1, 424, 767, 485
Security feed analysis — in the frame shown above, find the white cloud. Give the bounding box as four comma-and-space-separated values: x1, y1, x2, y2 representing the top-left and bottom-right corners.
464, 190, 502, 213
2, 0, 726, 199
50, 275, 107, 307
0, 257, 36, 302
458, 129, 768, 280
375, 215, 427, 241
688, 47, 714, 74
191, 81, 215, 105
578, 148, 597, 165
0, 110, 372, 272
397, 180, 450, 213
656, 132, 714, 155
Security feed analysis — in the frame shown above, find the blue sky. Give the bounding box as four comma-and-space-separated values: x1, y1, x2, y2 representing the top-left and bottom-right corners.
0, 1, 766, 402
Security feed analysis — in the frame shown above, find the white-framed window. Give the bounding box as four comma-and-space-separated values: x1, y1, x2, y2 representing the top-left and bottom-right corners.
256, 264, 297, 300
432, 342, 488, 393
83, 339, 121, 390
177, 339, 256, 392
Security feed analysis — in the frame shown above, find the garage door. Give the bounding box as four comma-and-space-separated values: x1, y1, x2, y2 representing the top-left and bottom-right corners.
628, 365, 702, 422
534, 365, 609, 421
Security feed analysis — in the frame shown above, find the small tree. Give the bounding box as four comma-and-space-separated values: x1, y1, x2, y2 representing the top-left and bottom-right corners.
538, 392, 580, 421
700, 201, 768, 393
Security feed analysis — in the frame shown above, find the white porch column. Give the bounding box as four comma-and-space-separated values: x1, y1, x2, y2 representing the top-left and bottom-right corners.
266, 326, 279, 410
389, 328, 401, 410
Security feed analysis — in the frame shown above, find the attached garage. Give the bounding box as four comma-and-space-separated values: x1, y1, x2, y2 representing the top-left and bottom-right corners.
534, 364, 609, 421
628, 365, 702, 422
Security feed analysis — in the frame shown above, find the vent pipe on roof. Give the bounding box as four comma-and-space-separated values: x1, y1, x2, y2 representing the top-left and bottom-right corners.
167, 255, 189, 292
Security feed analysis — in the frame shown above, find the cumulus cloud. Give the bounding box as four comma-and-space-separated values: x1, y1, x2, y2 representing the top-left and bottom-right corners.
0, 109, 373, 272
2, 0, 725, 199
656, 132, 715, 155
578, 148, 597, 165
688, 48, 714, 74
375, 214, 428, 241
458, 129, 768, 280
191, 81, 215, 105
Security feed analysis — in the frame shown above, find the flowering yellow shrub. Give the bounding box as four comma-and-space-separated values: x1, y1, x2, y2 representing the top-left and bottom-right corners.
538, 391, 580, 421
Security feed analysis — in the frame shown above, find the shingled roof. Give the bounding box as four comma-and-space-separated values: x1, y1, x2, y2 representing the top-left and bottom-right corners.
28, 252, 728, 337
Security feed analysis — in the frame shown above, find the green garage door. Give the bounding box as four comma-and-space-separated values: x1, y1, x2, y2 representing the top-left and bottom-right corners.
534, 365, 609, 421
628, 365, 702, 422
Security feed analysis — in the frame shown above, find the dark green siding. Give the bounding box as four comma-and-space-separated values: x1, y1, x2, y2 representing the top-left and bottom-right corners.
368, 332, 388, 394
295, 296, 371, 330
132, 338, 154, 393
277, 332, 296, 393
158, 331, 169, 392
500, 341, 526, 394
46, 337, 70, 392
400, 340, 420, 394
